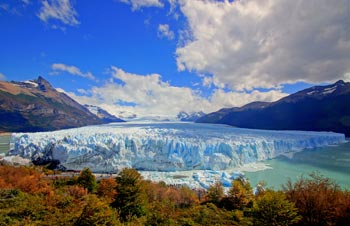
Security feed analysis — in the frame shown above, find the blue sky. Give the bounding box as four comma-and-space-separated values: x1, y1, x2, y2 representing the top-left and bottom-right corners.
0, 0, 349, 119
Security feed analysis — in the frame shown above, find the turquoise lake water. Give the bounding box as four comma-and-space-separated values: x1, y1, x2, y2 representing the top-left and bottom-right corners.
245, 140, 350, 190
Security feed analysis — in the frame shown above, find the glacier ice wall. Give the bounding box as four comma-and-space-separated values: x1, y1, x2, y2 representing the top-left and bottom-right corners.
9, 122, 345, 173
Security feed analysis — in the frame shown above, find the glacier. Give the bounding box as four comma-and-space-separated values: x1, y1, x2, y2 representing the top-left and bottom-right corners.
9, 122, 345, 175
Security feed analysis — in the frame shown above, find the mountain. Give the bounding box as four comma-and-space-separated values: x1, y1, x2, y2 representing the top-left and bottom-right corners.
177, 111, 206, 122
84, 105, 124, 123
114, 110, 137, 120
0, 76, 106, 132
197, 80, 350, 136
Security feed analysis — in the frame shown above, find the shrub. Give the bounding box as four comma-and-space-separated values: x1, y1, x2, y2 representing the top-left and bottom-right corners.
221, 177, 254, 210
97, 177, 117, 202
252, 190, 301, 226
74, 195, 120, 226
206, 181, 224, 204
283, 173, 349, 226
77, 168, 96, 193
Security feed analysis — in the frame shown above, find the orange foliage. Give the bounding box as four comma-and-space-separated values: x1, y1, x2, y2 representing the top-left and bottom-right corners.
65, 185, 88, 199
284, 173, 350, 226
97, 177, 117, 201
0, 165, 52, 194
144, 181, 199, 208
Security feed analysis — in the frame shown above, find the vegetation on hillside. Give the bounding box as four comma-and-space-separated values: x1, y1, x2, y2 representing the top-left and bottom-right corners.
0, 165, 349, 225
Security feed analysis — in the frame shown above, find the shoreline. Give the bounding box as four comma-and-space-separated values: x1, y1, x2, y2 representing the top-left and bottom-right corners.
0, 132, 11, 136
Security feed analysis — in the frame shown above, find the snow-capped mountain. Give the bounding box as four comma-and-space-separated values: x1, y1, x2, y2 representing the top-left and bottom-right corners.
0, 76, 102, 132
177, 111, 206, 122
113, 110, 137, 120
84, 105, 124, 123
197, 80, 350, 136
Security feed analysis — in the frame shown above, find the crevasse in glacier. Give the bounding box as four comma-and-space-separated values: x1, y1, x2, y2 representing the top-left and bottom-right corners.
9, 122, 345, 173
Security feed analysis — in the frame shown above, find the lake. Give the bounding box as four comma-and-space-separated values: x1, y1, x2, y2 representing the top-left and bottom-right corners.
245, 140, 350, 190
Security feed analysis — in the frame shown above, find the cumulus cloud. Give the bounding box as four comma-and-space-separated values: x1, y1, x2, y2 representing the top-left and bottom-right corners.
62, 66, 286, 119
51, 63, 95, 80
158, 24, 175, 40
176, 0, 350, 90
37, 0, 79, 26
0, 72, 6, 81
209, 89, 286, 109
118, 0, 164, 11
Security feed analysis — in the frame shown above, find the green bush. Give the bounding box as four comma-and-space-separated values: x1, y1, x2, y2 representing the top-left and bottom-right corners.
77, 168, 97, 193
252, 190, 301, 226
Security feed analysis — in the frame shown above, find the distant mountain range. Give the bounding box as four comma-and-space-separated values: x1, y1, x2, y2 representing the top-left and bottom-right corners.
0, 77, 124, 132
197, 80, 350, 136
84, 105, 124, 123
177, 111, 206, 122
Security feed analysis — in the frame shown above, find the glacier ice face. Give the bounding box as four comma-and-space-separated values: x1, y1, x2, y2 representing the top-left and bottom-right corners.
9, 122, 345, 173
139, 170, 245, 190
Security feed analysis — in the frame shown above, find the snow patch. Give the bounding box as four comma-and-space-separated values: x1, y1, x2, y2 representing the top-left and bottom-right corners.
23, 80, 38, 87
322, 86, 337, 95
307, 90, 317, 95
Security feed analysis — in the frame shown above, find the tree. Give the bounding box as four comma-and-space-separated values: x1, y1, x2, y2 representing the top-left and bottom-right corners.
74, 194, 120, 226
97, 177, 117, 202
111, 168, 147, 222
283, 173, 348, 226
207, 181, 224, 204
77, 168, 96, 193
177, 186, 199, 208
223, 177, 254, 210
252, 190, 301, 226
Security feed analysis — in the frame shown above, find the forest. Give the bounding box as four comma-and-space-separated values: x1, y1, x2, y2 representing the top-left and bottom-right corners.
0, 165, 349, 226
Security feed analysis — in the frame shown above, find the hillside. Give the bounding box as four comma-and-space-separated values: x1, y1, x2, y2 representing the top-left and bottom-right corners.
0, 77, 110, 132
197, 80, 350, 136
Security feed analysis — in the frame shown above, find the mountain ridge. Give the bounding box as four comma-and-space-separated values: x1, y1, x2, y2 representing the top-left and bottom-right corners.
196, 80, 350, 136
0, 77, 120, 132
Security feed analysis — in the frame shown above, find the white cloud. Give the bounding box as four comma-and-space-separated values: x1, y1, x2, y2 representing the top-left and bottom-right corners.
167, 0, 179, 19
209, 89, 286, 109
77, 88, 89, 95
201, 76, 213, 87
345, 73, 350, 82
176, 0, 350, 90
118, 0, 164, 11
37, 0, 79, 26
0, 3, 20, 15
51, 63, 95, 80
0, 4, 9, 11
55, 87, 65, 93
158, 24, 175, 40
62, 66, 287, 119
22, 0, 30, 5
0, 72, 6, 81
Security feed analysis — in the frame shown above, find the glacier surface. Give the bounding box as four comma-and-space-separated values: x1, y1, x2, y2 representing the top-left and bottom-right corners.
9, 122, 345, 175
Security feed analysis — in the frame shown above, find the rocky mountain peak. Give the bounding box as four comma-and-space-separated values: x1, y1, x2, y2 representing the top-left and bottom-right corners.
34, 76, 53, 92
335, 80, 345, 86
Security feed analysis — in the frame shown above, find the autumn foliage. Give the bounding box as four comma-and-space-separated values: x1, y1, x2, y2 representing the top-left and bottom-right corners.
0, 166, 349, 226
0, 165, 52, 195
